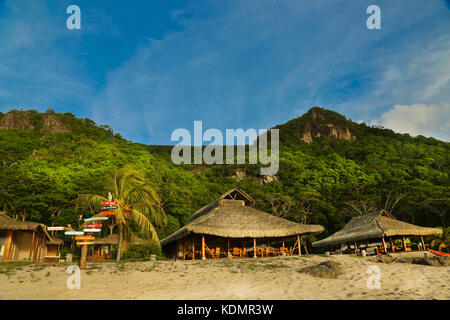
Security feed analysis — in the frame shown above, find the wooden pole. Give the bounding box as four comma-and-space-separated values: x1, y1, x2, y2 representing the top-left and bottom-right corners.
389, 238, 394, 252
80, 244, 87, 270
382, 237, 387, 254
297, 235, 301, 256
192, 236, 195, 260
202, 235, 206, 260
2, 231, 13, 262
36, 236, 43, 262
402, 237, 407, 251
282, 238, 285, 248
420, 236, 426, 251
29, 231, 35, 260
182, 238, 186, 260
253, 238, 257, 258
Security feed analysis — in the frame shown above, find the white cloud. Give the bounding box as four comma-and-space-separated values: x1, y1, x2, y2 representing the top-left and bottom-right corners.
374, 103, 450, 141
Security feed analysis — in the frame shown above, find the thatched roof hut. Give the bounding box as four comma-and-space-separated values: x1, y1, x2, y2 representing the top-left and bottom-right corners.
93, 234, 119, 245
0, 213, 51, 238
161, 189, 324, 259
312, 209, 442, 249
0, 212, 53, 262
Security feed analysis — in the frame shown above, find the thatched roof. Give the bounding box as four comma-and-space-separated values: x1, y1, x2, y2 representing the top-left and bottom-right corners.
93, 234, 119, 245
312, 210, 443, 248
0, 212, 51, 240
161, 189, 324, 246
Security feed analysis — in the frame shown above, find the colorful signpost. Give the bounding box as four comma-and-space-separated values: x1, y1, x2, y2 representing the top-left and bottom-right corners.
84, 224, 102, 228
47, 226, 65, 231
100, 211, 115, 216
76, 236, 95, 241
65, 231, 84, 236
101, 206, 118, 210
77, 242, 94, 246
83, 228, 101, 232
84, 217, 109, 222
102, 201, 119, 205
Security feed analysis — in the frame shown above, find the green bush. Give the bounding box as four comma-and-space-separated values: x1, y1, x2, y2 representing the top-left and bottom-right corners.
60, 246, 81, 261
122, 243, 162, 260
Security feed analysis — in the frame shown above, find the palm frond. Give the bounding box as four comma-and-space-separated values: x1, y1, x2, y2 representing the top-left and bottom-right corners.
130, 208, 159, 242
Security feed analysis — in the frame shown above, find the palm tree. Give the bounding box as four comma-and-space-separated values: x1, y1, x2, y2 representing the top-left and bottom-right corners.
76, 167, 167, 261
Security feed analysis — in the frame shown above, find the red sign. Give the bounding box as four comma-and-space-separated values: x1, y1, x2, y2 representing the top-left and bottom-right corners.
84, 224, 102, 228
100, 211, 115, 216
102, 201, 119, 205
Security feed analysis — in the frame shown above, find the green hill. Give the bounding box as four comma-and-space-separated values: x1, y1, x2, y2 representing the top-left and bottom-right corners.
0, 107, 448, 244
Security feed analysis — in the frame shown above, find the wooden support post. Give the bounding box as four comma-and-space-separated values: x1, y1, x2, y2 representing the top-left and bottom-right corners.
29, 231, 35, 260
282, 238, 285, 248
202, 235, 205, 260
192, 236, 195, 260
420, 236, 426, 251
389, 238, 394, 252
227, 238, 230, 255
36, 236, 43, 262
33, 234, 39, 261
2, 231, 13, 262
382, 237, 387, 254
80, 244, 87, 270
253, 238, 257, 258
402, 237, 407, 251
182, 238, 186, 260
297, 235, 302, 256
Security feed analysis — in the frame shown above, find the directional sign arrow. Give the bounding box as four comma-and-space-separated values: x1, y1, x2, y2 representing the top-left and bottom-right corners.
65, 231, 84, 236
83, 228, 101, 232
76, 236, 95, 241
84, 224, 102, 228
100, 211, 115, 216
77, 242, 94, 245
84, 217, 109, 222
47, 226, 64, 231
101, 206, 118, 210
102, 201, 119, 205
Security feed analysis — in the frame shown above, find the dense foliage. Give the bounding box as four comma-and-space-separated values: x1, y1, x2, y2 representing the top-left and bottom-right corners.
0, 108, 448, 246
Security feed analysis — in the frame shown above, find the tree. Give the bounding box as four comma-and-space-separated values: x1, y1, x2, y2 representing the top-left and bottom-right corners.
76, 167, 167, 261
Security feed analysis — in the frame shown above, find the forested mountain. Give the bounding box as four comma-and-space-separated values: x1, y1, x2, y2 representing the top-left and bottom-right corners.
0, 107, 448, 244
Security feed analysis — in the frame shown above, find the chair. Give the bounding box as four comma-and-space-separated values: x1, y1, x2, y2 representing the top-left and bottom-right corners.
233, 247, 241, 257
215, 247, 221, 258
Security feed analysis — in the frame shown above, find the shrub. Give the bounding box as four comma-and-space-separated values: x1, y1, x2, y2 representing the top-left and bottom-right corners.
122, 242, 162, 260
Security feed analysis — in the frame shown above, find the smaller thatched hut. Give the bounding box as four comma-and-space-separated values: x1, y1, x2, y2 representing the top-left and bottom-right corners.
90, 234, 119, 261
0, 212, 52, 262
44, 238, 64, 262
161, 189, 324, 259
312, 210, 442, 254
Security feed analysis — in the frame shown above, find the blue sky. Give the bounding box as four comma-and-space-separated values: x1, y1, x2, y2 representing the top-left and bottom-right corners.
0, 0, 449, 143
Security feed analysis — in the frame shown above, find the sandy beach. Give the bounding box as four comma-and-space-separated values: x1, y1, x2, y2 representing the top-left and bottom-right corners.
1, 253, 449, 300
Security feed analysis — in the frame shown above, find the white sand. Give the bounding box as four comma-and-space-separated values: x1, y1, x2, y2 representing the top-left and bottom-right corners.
1, 253, 449, 300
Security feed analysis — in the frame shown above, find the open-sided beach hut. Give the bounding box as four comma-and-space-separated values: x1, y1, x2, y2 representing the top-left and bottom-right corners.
44, 238, 64, 262
312, 209, 442, 254
90, 234, 119, 261
160, 189, 324, 259
0, 212, 52, 262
